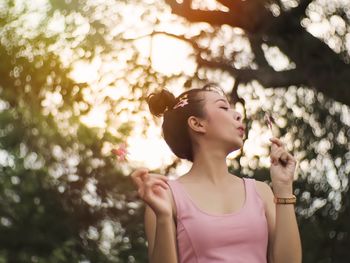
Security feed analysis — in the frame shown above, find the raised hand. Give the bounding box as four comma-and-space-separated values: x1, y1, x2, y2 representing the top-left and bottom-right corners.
130, 168, 173, 217
269, 137, 298, 197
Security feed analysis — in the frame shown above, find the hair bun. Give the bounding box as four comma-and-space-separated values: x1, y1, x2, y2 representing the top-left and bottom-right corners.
147, 89, 176, 117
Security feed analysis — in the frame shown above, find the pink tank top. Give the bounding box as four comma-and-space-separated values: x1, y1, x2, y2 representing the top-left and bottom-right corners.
167, 177, 269, 263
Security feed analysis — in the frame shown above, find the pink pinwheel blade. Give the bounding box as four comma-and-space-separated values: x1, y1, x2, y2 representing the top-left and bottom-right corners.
112, 143, 130, 162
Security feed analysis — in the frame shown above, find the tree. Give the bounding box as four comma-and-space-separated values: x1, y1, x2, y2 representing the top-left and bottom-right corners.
0, 0, 349, 262
164, 0, 350, 106
0, 0, 143, 262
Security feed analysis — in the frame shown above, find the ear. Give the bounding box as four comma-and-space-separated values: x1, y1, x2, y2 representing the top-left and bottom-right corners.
187, 116, 206, 134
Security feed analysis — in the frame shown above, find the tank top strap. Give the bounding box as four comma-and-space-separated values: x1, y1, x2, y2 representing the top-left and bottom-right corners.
167, 177, 269, 263
244, 177, 265, 210
167, 177, 264, 220
243, 177, 254, 195
166, 179, 194, 221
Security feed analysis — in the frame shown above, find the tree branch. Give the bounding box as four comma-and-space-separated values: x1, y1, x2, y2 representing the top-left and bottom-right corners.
124, 30, 211, 58
215, 0, 242, 10
164, 0, 251, 31
197, 56, 307, 87
248, 35, 275, 69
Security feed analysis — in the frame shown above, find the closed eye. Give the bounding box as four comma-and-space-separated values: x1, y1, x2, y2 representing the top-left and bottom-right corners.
220, 107, 229, 110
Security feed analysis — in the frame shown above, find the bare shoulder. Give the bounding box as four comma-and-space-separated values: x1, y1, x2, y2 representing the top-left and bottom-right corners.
166, 175, 192, 221
253, 179, 274, 207
165, 180, 178, 224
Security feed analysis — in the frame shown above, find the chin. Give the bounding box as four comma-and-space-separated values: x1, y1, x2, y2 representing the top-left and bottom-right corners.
222, 135, 244, 153
230, 138, 244, 151
227, 142, 243, 153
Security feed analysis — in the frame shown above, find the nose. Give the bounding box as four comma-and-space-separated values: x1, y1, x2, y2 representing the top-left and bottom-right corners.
234, 111, 242, 122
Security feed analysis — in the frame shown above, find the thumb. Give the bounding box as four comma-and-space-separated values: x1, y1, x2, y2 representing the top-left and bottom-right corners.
270, 141, 278, 151
139, 168, 149, 180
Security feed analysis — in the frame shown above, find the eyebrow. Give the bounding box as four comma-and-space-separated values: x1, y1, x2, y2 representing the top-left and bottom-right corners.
214, 98, 229, 104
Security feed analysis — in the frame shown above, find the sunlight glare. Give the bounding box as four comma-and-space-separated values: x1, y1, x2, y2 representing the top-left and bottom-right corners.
126, 124, 174, 170
80, 105, 107, 128
151, 34, 196, 76
70, 59, 100, 83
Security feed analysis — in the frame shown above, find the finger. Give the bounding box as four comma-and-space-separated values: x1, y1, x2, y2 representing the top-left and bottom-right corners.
151, 184, 168, 196
132, 175, 143, 188
280, 152, 289, 162
270, 141, 283, 152
148, 173, 170, 182
271, 148, 284, 163
270, 145, 283, 158
270, 140, 285, 150
144, 177, 169, 191
272, 149, 292, 165
144, 181, 169, 198
140, 171, 149, 181
152, 182, 169, 191
141, 173, 169, 187
276, 148, 286, 159
269, 137, 285, 148
154, 180, 169, 190
287, 152, 297, 164
131, 168, 149, 178
271, 143, 278, 151
131, 168, 148, 185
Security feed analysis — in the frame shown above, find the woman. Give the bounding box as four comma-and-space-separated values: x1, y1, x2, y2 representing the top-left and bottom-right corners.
131, 83, 302, 263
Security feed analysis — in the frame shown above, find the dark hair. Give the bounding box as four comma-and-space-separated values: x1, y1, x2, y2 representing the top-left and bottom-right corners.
146, 82, 227, 162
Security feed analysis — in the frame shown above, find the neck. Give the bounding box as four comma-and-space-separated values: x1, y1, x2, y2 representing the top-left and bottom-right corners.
187, 145, 233, 186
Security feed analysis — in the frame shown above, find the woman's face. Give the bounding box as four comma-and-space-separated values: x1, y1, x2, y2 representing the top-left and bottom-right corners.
201, 91, 245, 152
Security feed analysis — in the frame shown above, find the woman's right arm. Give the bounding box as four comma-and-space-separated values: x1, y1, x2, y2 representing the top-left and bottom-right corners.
130, 168, 178, 263
144, 204, 178, 263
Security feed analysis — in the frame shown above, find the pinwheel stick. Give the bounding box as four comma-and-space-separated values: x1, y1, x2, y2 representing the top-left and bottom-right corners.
264, 112, 276, 137
264, 112, 288, 166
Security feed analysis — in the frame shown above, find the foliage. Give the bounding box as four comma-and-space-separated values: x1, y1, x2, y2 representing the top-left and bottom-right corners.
0, 0, 349, 262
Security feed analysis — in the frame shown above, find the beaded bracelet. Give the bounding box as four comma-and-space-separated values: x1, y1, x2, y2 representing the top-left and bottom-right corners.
273, 194, 297, 204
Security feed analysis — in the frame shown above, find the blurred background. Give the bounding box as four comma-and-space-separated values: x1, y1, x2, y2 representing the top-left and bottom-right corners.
0, 0, 349, 262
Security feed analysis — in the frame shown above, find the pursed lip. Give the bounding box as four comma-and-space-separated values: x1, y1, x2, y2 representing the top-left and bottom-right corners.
237, 126, 245, 136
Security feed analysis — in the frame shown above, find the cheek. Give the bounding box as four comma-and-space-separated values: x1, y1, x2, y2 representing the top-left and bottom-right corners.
209, 111, 233, 131
209, 111, 226, 125
216, 111, 232, 124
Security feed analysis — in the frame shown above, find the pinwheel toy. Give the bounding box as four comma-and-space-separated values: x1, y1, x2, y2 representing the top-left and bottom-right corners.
111, 142, 129, 162
264, 112, 288, 166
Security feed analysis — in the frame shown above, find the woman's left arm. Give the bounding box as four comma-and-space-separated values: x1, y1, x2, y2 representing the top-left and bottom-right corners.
266, 137, 302, 263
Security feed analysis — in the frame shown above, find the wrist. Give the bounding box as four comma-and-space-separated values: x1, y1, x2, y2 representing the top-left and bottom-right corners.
273, 191, 294, 198
272, 185, 293, 197
156, 214, 173, 224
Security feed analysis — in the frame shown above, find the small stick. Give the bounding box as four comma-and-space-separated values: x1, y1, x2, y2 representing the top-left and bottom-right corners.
264, 112, 276, 136
264, 112, 288, 166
